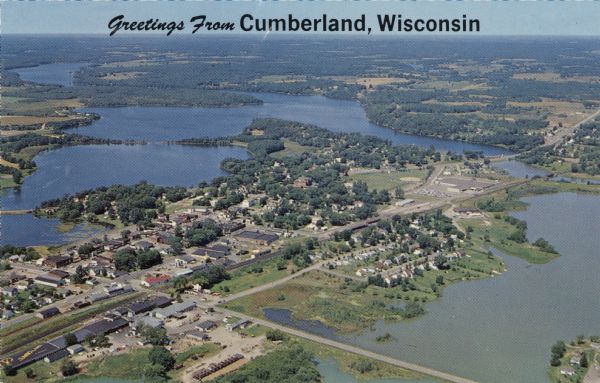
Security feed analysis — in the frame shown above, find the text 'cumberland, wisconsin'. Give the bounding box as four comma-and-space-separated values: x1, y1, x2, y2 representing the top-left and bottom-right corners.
107, 14, 481, 36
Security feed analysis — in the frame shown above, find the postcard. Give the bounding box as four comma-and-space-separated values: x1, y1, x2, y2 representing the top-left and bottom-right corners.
1, 2, 599, 382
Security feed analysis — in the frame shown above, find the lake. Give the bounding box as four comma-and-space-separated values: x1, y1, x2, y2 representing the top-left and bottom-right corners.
13, 63, 88, 87
72, 93, 512, 156
261, 193, 600, 382
336, 192, 600, 383
3, 63, 512, 246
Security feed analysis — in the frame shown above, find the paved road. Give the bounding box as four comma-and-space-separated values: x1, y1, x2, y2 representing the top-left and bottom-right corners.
221, 262, 323, 303
219, 307, 479, 383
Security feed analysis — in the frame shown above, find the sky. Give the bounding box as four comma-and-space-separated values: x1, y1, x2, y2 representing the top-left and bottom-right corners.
1, 1, 600, 36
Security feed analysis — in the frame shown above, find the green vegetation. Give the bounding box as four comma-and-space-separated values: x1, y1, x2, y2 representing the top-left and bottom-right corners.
548, 336, 598, 383
38, 182, 188, 226
174, 343, 220, 366
212, 258, 294, 296
347, 169, 427, 192
211, 344, 320, 383
225, 271, 419, 333
289, 338, 424, 381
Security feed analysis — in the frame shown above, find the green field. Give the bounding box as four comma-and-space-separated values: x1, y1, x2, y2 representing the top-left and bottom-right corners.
347, 169, 427, 191
270, 139, 316, 159
211, 258, 295, 296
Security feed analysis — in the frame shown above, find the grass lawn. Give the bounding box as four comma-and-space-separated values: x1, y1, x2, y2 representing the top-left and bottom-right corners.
174, 343, 221, 366
0, 175, 18, 189
165, 197, 194, 215
270, 139, 316, 158
76, 348, 151, 380
211, 258, 294, 296
465, 215, 559, 264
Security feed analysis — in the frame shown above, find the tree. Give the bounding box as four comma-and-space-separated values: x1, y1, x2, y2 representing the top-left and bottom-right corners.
350, 358, 374, 374
144, 364, 167, 380
149, 346, 176, 371
581, 353, 589, 368
25, 367, 35, 379
64, 332, 78, 346
71, 265, 87, 284
3, 364, 17, 376
266, 329, 288, 341
142, 326, 170, 346
61, 360, 78, 376
434, 255, 450, 270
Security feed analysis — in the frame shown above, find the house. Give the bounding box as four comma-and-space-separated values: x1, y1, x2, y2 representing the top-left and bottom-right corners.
560, 367, 576, 377
174, 255, 196, 267
135, 241, 154, 251
2, 309, 15, 319
293, 176, 312, 188
36, 307, 60, 319
42, 256, 71, 268
2, 287, 18, 297
141, 274, 171, 287
104, 238, 126, 251
196, 320, 218, 332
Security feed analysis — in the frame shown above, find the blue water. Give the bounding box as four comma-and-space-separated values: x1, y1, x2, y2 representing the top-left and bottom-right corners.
0, 144, 246, 246
13, 63, 88, 87
0, 144, 246, 211
342, 193, 600, 383
71, 93, 512, 156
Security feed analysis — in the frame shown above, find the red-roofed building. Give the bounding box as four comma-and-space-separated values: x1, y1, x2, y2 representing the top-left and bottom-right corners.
141, 274, 171, 287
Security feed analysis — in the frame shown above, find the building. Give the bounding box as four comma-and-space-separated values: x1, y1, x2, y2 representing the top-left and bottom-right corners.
34, 275, 64, 288
196, 320, 218, 332
235, 230, 279, 245
193, 244, 230, 260
226, 319, 251, 331
66, 344, 84, 355
126, 296, 171, 317
174, 255, 197, 267
153, 300, 196, 319
48, 269, 70, 280
36, 307, 60, 319
186, 331, 210, 341
135, 241, 154, 251
42, 256, 71, 268
220, 221, 245, 234
133, 316, 164, 330
141, 274, 171, 287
